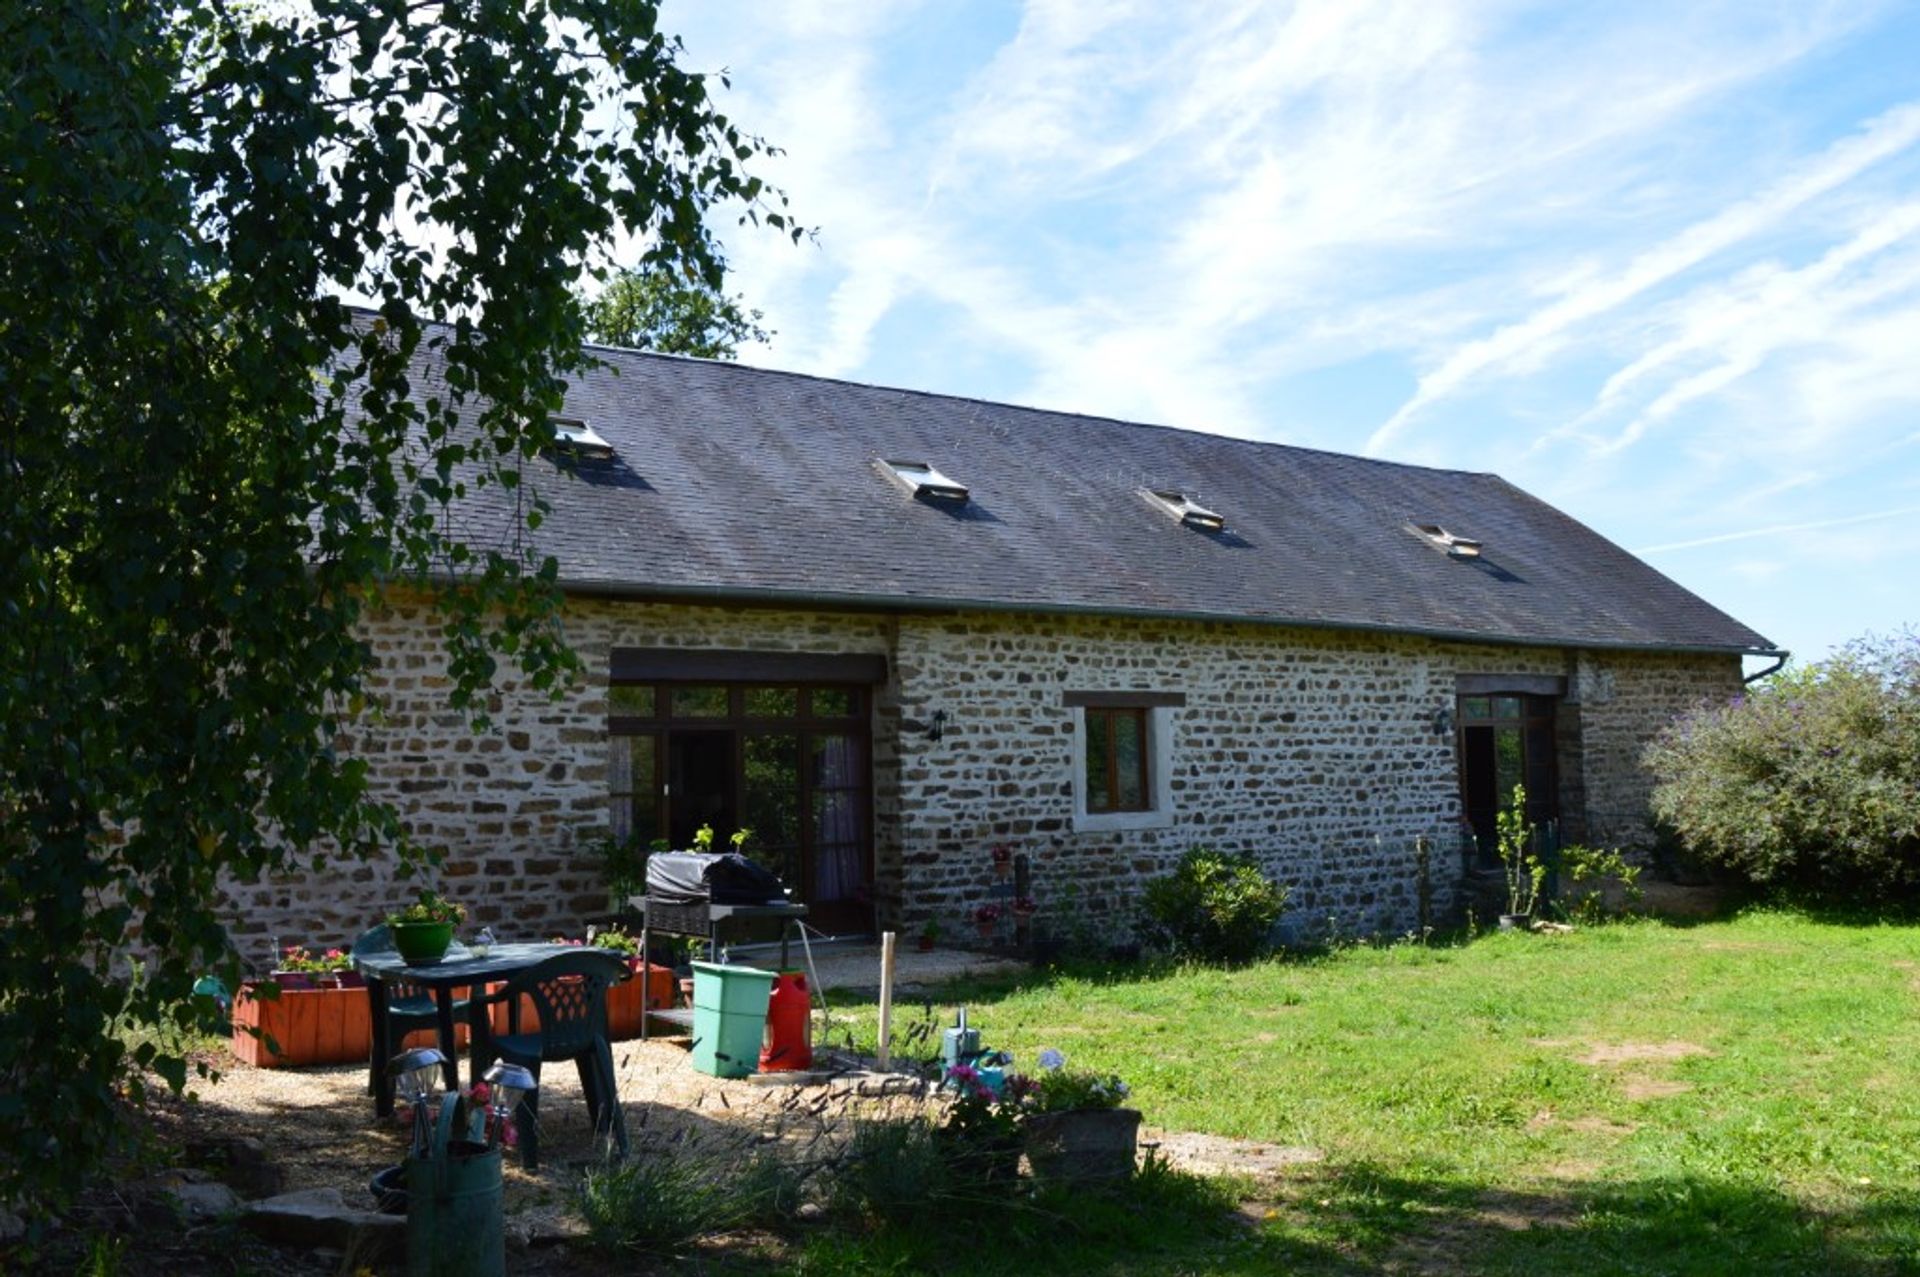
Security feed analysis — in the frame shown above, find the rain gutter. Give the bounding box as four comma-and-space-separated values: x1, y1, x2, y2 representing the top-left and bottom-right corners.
540, 576, 1790, 663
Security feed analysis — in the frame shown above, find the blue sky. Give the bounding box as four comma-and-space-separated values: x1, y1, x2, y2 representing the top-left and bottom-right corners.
653, 0, 1920, 667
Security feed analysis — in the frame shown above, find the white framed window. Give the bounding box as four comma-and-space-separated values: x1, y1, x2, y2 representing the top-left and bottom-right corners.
1065, 692, 1181, 833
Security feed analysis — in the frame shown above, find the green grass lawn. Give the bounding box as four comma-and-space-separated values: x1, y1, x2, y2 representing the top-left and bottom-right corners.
813, 910, 1920, 1275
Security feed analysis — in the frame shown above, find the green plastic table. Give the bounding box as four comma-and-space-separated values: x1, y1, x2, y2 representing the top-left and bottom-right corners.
354, 941, 622, 1117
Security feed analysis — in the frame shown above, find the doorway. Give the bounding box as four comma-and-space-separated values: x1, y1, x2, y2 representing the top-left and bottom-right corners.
667, 730, 735, 851
1457, 692, 1557, 866
608, 682, 874, 934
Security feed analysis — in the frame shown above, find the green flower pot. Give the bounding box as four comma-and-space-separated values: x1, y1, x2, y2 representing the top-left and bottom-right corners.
390, 920, 454, 965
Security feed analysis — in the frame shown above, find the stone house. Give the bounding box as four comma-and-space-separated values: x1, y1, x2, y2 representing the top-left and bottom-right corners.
224, 345, 1781, 951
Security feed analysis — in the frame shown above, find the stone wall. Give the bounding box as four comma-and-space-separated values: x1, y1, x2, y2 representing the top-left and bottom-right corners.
215, 594, 896, 963
217, 593, 1743, 961
1565, 649, 1743, 852
889, 615, 1556, 942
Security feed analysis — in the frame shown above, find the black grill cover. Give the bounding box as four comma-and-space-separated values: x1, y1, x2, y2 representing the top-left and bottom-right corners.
645, 851, 790, 906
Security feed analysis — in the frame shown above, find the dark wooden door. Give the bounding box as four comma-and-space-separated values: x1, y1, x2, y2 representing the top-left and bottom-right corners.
1457, 693, 1557, 866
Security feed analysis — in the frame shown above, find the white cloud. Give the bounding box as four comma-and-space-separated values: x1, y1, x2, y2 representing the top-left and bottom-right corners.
1365, 100, 1920, 456
1634, 502, 1920, 555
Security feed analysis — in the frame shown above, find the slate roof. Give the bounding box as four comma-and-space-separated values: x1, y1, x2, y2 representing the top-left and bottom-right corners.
445, 341, 1779, 656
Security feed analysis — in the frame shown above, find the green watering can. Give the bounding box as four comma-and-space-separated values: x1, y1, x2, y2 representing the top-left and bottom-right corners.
405, 1089, 504, 1277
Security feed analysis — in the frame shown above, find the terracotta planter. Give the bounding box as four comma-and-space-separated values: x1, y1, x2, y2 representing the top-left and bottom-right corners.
231, 982, 373, 1068
1023, 1108, 1142, 1183
233, 981, 469, 1067
606, 961, 675, 1041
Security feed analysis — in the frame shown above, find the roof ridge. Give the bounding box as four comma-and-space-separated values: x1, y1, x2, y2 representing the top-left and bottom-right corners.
580, 339, 1501, 482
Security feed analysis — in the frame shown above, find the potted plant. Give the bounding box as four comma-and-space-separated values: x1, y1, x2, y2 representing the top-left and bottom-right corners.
990, 843, 1013, 880
938, 1063, 1023, 1184
917, 918, 941, 952
1497, 784, 1545, 931
273, 944, 360, 988
1012, 1049, 1139, 1183
1011, 895, 1037, 923
973, 902, 1003, 942
596, 833, 648, 910
388, 889, 466, 964
582, 925, 673, 1039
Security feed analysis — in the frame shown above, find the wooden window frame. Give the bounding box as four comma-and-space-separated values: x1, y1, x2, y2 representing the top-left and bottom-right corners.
605, 680, 872, 924
1083, 705, 1152, 815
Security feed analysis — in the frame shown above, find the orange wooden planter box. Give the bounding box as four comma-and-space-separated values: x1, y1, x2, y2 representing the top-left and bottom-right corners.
488, 961, 673, 1042
231, 982, 372, 1068
231, 981, 472, 1068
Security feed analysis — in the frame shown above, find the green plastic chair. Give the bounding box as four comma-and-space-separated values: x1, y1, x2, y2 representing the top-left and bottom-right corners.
352, 924, 467, 1104
471, 949, 629, 1171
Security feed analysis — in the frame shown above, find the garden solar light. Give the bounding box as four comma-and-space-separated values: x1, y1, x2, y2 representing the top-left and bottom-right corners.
388, 1045, 447, 1157
482, 1061, 535, 1127
388, 1045, 447, 1105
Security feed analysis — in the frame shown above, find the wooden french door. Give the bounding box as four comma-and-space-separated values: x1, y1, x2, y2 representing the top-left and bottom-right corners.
1457, 692, 1557, 867
608, 682, 873, 933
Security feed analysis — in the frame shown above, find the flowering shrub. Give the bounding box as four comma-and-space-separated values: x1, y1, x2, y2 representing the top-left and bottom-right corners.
1646, 633, 1920, 903
937, 1063, 1020, 1179
276, 944, 351, 975
973, 903, 1003, 926
552, 926, 643, 956
1017, 1048, 1130, 1114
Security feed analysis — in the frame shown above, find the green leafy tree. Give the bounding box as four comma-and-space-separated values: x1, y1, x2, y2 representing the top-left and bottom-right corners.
583, 266, 772, 358
1, 0, 790, 1209
1646, 633, 1920, 904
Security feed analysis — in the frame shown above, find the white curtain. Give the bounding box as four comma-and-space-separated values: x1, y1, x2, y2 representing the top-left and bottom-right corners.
812, 734, 864, 901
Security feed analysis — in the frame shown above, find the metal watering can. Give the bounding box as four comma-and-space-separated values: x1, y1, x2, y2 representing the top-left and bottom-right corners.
405, 1087, 504, 1277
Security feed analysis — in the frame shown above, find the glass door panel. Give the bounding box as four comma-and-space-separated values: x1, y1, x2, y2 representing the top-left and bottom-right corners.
743, 732, 802, 895
667, 729, 735, 850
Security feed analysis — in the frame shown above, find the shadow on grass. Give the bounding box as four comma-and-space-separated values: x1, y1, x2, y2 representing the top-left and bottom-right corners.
1259, 1163, 1920, 1277
628, 1158, 1920, 1276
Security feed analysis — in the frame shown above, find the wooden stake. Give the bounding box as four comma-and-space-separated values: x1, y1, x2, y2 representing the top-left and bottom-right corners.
876, 930, 896, 1069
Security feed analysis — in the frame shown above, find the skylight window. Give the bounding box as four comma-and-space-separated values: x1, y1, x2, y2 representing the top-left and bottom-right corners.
881, 458, 969, 502
550, 415, 613, 458
1141, 488, 1226, 532
1410, 522, 1483, 559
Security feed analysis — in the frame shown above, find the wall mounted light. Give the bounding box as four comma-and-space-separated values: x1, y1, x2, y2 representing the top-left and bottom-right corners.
1432, 706, 1454, 737
925, 709, 948, 742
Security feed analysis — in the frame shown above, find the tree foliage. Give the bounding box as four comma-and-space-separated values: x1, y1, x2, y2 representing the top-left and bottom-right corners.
1646, 634, 1920, 903
583, 266, 771, 358
0, 0, 787, 1209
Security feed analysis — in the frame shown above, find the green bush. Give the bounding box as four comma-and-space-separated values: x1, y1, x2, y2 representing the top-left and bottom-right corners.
1557, 844, 1642, 925
580, 1148, 799, 1252
1137, 847, 1288, 963
828, 1119, 955, 1221
1645, 633, 1920, 904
